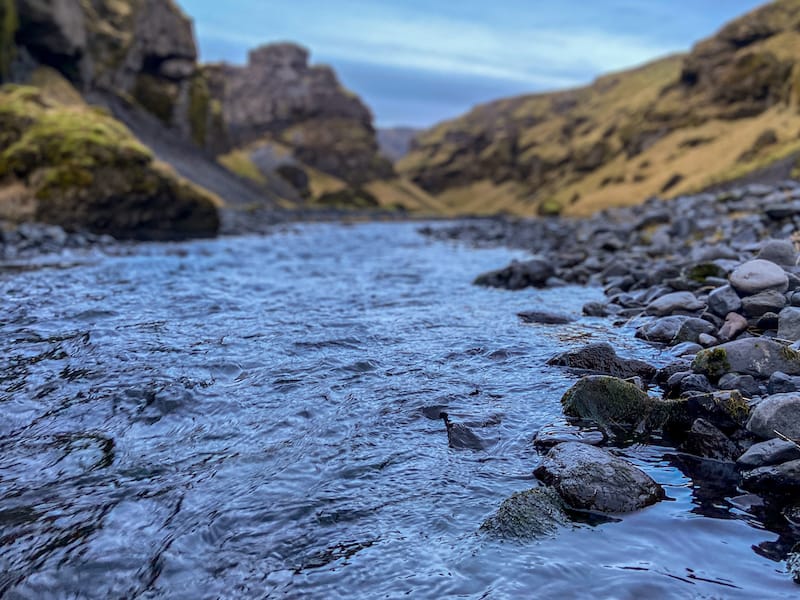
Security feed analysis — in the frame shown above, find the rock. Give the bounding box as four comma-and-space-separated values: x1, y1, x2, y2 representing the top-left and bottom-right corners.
718, 373, 762, 398
756, 312, 780, 331
680, 390, 751, 433
747, 393, 800, 440
698, 333, 718, 347
441, 413, 485, 450
729, 260, 789, 296
645, 291, 704, 316
533, 424, 605, 450
582, 302, 620, 317
561, 376, 678, 435
741, 289, 787, 317
680, 419, 739, 462
741, 460, 800, 497
16, 0, 87, 62
680, 374, 714, 395
636, 316, 715, 345
534, 443, 664, 513
788, 547, 800, 585
718, 312, 749, 342
546, 343, 656, 381
757, 239, 797, 266
778, 307, 800, 341
768, 372, 800, 394
693, 338, 800, 380
670, 342, 703, 357
474, 258, 555, 290
518, 310, 575, 325
479, 487, 569, 540
736, 439, 800, 469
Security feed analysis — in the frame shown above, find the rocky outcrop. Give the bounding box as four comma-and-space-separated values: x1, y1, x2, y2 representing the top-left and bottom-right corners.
207, 44, 393, 186
399, 0, 800, 217
0, 85, 218, 239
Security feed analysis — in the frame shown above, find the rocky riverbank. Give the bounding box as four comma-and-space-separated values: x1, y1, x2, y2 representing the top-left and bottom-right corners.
426, 181, 800, 584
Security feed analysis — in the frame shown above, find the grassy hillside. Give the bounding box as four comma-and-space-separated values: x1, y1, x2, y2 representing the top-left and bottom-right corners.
399, 0, 800, 217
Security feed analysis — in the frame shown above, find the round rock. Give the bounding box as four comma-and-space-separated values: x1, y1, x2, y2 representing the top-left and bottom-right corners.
729, 260, 789, 296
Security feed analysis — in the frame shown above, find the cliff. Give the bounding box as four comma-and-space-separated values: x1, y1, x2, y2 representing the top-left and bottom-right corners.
399, 0, 800, 216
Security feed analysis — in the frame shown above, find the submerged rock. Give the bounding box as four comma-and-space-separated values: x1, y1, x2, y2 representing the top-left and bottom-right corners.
533, 424, 606, 450
534, 442, 664, 513
741, 460, 800, 497
547, 342, 656, 381
440, 412, 485, 450
480, 487, 569, 540
561, 375, 677, 434
518, 310, 575, 325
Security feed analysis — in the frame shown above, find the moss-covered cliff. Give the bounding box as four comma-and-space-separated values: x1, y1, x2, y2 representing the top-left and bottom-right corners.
400, 0, 800, 217
0, 84, 219, 239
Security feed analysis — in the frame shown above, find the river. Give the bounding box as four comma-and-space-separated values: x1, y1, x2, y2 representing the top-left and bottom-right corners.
0, 222, 796, 598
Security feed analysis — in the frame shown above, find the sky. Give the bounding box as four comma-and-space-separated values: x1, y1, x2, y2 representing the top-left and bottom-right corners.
181, 0, 767, 128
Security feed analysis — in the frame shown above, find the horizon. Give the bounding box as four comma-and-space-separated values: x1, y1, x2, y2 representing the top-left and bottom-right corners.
181, 0, 766, 128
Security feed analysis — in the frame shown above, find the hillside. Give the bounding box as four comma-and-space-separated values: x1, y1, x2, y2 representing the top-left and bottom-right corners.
399, 0, 800, 217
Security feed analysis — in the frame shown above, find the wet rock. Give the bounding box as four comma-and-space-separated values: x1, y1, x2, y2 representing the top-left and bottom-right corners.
680, 374, 715, 395
718, 373, 762, 398
440, 413, 485, 450
533, 424, 606, 450
778, 307, 800, 341
680, 391, 751, 433
656, 360, 693, 387
736, 439, 800, 469
741, 290, 787, 317
741, 460, 800, 497
718, 312, 749, 342
534, 443, 664, 513
730, 260, 789, 296
518, 310, 575, 325
474, 258, 555, 290
561, 376, 678, 435
680, 419, 739, 462
479, 487, 569, 540
582, 302, 620, 317
547, 342, 656, 381
768, 372, 800, 394
698, 333, 718, 347
636, 316, 715, 345
756, 312, 780, 331
645, 291, 704, 316
788, 547, 800, 585
757, 239, 797, 267
746, 393, 800, 440
693, 338, 800, 380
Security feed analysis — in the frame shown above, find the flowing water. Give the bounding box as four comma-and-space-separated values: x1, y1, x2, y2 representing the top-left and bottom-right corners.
0, 222, 797, 599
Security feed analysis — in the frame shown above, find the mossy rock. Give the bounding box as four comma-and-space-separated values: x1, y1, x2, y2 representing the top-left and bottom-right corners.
0, 85, 219, 240
188, 73, 211, 146
561, 375, 680, 435
132, 73, 178, 124
538, 198, 563, 217
692, 347, 732, 381
315, 187, 379, 210
684, 262, 728, 283
480, 487, 569, 540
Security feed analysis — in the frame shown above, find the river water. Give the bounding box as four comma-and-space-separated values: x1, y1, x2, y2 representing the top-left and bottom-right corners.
0, 222, 797, 599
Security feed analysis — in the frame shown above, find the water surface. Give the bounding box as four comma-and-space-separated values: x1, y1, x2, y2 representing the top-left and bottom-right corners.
0, 223, 796, 598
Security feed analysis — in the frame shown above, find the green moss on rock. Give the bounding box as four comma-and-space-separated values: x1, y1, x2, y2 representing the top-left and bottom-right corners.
480, 487, 569, 540
0, 85, 219, 240
188, 74, 211, 146
132, 74, 177, 124
561, 375, 679, 435
692, 347, 731, 381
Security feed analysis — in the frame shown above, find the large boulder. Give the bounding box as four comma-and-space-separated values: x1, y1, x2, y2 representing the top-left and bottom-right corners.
737, 439, 800, 469
693, 338, 800, 380
741, 460, 800, 497
547, 342, 656, 381
679, 418, 739, 461
474, 258, 555, 290
746, 393, 800, 440
479, 487, 569, 540
729, 259, 789, 296
561, 376, 678, 435
534, 442, 664, 513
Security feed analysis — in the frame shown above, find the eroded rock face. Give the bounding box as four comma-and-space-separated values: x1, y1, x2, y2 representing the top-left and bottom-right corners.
208, 44, 393, 185
534, 442, 664, 513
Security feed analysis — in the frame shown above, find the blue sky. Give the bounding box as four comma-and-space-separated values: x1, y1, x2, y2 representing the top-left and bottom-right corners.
181, 0, 766, 127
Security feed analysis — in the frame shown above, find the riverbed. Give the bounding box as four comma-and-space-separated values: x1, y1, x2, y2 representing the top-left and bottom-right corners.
0, 222, 796, 598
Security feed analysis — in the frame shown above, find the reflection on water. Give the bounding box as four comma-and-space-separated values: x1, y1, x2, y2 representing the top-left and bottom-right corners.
0, 222, 796, 598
